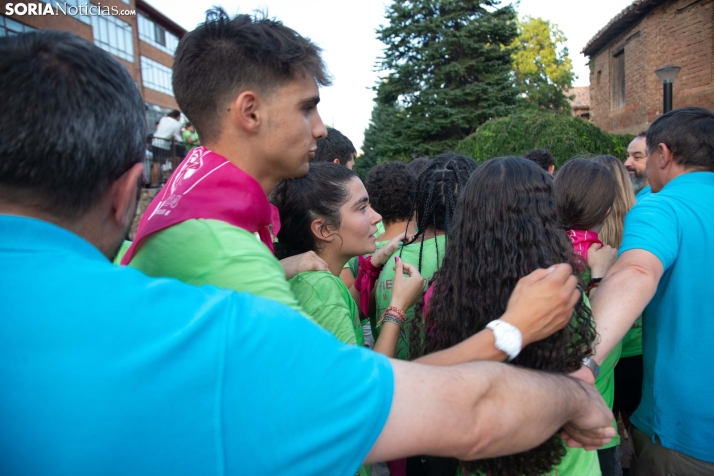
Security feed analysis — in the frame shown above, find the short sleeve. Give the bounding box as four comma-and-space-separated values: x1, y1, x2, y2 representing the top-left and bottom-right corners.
221, 294, 394, 474
620, 199, 680, 271
290, 273, 357, 345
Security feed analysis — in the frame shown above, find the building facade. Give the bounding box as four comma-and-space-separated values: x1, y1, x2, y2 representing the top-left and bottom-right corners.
583, 0, 714, 134
1, 0, 186, 133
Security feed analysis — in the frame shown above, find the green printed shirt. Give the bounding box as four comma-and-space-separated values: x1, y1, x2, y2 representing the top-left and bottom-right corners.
376, 235, 447, 360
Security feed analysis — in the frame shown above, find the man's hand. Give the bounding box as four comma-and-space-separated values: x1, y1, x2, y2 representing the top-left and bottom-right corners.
561, 379, 616, 450
389, 258, 425, 312
501, 264, 580, 347
587, 244, 618, 279
370, 232, 414, 267
279, 251, 329, 280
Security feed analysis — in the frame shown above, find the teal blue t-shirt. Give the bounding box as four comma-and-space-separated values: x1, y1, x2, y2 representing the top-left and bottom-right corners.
0, 215, 395, 475
620, 172, 714, 462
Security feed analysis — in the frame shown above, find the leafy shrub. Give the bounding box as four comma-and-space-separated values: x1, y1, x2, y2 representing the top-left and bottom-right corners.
456, 112, 633, 167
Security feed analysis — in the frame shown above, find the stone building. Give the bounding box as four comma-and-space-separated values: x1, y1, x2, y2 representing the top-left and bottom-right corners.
1, 0, 186, 134
583, 0, 714, 134
567, 86, 591, 120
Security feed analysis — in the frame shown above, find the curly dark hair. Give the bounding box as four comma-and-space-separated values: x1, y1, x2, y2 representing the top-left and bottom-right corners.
365, 161, 416, 226
402, 152, 477, 271
409, 157, 596, 476
523, 148, 555, 172
271, 162, 357, 259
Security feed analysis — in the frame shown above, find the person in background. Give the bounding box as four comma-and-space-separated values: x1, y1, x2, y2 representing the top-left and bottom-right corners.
554, 158, 622, 476
0, 30, 617, 476
524, 148, 556, 175
151, 109, 183, 187
592, 155, 642, 461
406, 156, 431, 178
376, 153, 476, 361
624, 132, 649, 200
182, 122, 199, 153
311, 126, 357, 170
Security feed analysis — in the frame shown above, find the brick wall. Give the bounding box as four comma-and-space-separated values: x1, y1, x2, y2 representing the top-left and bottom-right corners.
589, 0, 714, 134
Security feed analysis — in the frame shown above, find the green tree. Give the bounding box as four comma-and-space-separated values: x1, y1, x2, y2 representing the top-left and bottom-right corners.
511, 16, 575, 112
362, 0, 519, 164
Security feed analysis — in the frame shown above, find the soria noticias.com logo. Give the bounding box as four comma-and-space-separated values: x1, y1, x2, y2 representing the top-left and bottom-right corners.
5, 3, 136, 17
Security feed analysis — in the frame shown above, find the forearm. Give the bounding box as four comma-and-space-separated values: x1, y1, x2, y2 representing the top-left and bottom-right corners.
366, 360, 593, 463
415, 329, 506, 365
590, 264, 658, 364
371, 322, 401, 357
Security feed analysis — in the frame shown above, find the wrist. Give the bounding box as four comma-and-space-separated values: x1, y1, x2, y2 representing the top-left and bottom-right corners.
500, 311, 531, 346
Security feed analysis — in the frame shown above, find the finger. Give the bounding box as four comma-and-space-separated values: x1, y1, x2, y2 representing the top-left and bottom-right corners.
393, 256, 404, 278
589, 243, 603, 252
516, 267, 551, 286
399, 261, 418, 277
545, 263, 574, 284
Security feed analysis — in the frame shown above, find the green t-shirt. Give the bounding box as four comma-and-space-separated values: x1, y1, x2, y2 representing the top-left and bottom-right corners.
376, 234, 447, 360
290, 271, 364, 346
128, 219, 305, 315
620, 317, 643, 357
181, 129, 199, 152
113, 240, 131, 265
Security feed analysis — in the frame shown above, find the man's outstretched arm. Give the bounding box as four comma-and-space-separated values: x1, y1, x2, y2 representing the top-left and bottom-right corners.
589, 249, 663, 364
365, 359, 615, 464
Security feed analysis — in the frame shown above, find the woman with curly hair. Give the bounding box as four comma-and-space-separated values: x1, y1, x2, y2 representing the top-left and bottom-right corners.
376, 152, 476, 360
409, 157, 600, 476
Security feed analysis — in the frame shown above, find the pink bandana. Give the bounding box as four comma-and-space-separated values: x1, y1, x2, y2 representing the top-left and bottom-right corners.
122, 147, 280, 265
567, 229, 602, 260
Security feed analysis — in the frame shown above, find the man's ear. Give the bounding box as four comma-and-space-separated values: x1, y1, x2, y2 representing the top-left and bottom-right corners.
230, 90, 262, 133
332, 158, 341, 165
111, 162, 144, 228
657, 143, 675, 169
310, 218, 336, 244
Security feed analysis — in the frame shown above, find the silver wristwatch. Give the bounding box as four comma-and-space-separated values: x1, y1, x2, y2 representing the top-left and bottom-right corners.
486, 320, 522, 362
583, 357, 601, 378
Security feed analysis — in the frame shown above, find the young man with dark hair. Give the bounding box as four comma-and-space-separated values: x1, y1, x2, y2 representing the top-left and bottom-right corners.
0, 29, 616, 476
523, 148, 556, 175
123, 9, 333, 310
590, 107, 714, 474
624, 131, 649, 198
312, 126, 357, 169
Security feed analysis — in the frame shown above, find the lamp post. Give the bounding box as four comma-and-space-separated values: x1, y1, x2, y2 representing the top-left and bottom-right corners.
655, 65, 681, 114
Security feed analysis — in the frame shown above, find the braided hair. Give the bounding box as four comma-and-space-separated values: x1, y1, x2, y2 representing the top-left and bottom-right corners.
401, 152, 477, 271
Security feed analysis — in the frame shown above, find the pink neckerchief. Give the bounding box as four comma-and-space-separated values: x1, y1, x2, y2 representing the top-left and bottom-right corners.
122, 147, 280, 265
567, 229, 602, 260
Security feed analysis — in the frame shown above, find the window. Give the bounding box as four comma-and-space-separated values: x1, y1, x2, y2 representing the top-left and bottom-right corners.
141, 56, 173, 96
90, 15, 134, 62
138, 13, 179, 56
0, 16, 36, 36
611, 50, 625, 110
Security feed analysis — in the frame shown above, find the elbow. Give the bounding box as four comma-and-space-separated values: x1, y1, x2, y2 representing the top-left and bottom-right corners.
453, 388, 500, 460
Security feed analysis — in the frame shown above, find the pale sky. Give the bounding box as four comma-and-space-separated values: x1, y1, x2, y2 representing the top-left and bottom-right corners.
148, 0, 634, 151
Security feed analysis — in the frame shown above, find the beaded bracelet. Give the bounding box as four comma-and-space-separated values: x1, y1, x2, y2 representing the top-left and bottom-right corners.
377, 309, 407, 328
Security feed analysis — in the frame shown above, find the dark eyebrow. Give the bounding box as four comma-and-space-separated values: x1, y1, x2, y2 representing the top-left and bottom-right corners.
352, 196, 368, 208
300, 96, 320, 107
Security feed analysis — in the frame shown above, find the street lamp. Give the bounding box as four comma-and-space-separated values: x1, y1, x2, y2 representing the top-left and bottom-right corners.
655, 65, 681, 114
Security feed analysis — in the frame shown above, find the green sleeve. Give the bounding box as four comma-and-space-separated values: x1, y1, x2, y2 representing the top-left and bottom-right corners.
128, 219, 306, 316
290, 272, 358, 345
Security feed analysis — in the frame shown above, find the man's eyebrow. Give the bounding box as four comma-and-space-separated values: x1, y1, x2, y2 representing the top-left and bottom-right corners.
300, 96, 320, 107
